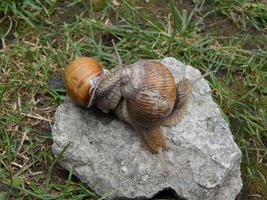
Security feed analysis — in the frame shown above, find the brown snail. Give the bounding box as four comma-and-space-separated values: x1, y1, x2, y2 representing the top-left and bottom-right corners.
95, 59, 192, 153
64, 57, 103, 107
114, 60, 192, 153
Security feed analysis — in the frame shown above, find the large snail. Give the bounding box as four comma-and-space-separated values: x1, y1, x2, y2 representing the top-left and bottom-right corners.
98, 60, 192, 153
64, 57, 193, 154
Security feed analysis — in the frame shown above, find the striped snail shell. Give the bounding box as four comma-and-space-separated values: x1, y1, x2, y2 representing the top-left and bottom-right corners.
119, 60, 177, 128
64, 57, 103, 107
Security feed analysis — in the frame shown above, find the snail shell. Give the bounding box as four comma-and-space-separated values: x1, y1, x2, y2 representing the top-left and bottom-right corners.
64, 57, 103, 107
119, 60, 177, 128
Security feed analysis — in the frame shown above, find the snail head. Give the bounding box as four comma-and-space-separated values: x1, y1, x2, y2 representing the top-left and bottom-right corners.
120, 63, 145, 99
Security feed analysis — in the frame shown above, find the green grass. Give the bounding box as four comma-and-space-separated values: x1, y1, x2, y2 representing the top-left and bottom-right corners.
0, 0, 266, 199
0, 0, 58, 27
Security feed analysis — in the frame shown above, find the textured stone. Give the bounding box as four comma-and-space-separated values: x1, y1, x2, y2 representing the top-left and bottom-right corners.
52, 57, 243, 200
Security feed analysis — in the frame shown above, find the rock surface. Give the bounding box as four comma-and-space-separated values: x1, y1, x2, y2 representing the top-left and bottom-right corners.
52, 57, 243, 200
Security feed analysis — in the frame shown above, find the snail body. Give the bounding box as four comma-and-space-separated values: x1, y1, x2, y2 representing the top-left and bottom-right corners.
95, 66, 123, 113
64, 57, 103, 107
163, 78, 192, 125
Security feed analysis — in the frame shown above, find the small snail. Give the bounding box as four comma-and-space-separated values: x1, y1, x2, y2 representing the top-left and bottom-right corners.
64, 57, 103, 107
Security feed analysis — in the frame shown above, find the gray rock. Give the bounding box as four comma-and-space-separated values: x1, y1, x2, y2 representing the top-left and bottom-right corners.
52, 57, 243, 200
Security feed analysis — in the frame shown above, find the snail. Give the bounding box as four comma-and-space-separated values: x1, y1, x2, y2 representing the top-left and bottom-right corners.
114, 60, 193, 153
64, 57, 103, 107
94, 58, 193, 153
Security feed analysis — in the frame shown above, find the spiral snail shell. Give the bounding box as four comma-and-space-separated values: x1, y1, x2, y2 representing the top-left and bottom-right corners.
119, 60, 177, 128
64, 57, 103, 107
